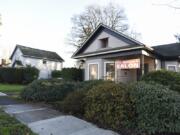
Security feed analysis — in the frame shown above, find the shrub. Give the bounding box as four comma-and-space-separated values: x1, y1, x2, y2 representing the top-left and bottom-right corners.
21, 79, 80, 102
84, 82, 132, 132
52, 68, 83, 81
130, 81, 180, 135
55, 80, 106, 116
51, 70, 61, 78
0, 67, 39, 84
22, 66, 39, 84
0, 68, 23, 84
141, 70, 180, 93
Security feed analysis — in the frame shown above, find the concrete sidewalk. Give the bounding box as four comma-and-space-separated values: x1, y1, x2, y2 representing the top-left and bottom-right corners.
0, 93, 119, 135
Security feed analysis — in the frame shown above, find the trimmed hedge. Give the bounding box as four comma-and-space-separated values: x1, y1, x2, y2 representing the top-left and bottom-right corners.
21, 79, 81, 102
51, 70, 61, 78
0, 67, 39, 84
84, 82, 132, 132
141, 70, 180, 93
52, 68, 83, 81
55, 80, 106, 116
23, 66, 39, 84
130, 82, 180, 135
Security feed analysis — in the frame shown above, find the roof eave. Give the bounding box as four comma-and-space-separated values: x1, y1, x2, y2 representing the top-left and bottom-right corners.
72, 46, 145, 59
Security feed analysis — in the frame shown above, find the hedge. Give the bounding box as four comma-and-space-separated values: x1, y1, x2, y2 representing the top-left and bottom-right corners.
130, 82, 180, 135
0, 67, 39, 84
21, 79, 82, 102
141, 70, 180, 93
52, 68, 83, 81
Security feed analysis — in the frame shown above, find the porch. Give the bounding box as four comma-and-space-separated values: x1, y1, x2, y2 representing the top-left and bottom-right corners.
103, 55, 155, 83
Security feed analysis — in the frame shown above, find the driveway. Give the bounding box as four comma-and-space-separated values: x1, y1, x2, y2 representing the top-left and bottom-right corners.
0, 92, 119, 135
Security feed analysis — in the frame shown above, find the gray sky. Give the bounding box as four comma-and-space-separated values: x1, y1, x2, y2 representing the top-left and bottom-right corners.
0, 0, 180, 67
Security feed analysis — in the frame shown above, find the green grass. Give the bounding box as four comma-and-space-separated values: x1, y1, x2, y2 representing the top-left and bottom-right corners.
0, 108, 36, 135
0, 83, 25, 93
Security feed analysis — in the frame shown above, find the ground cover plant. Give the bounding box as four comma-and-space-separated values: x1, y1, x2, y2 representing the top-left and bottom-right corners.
0, 108, 36, 135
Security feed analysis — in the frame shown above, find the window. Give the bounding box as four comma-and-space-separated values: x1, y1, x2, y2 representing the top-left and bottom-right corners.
43, 59, 47, 64
89, 64, 98, 80
100, 38, 108, 48
167, 65, 177, 72
104, 62, 115, 81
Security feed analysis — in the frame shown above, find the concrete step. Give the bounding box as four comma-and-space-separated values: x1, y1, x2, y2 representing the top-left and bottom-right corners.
14, 108, 62, 124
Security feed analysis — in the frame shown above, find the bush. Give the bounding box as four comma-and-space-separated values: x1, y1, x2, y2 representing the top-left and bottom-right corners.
52, 68, 83, 81
21, 79, 80, 102
141, 70, 180, 93
130, 82, 180, 135
84, 82, 132, 132
23, 66, 39, 84
55, 80, 106, 116
51, 70, 61, 78
0, 68, 23, 84
0, 67, 39, 84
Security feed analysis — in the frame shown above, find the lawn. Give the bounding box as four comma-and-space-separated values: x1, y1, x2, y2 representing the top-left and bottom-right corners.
0, 108, 36, 135
0, 83, 25, 93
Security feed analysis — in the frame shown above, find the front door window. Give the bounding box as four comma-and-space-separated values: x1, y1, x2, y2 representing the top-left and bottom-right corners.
89, 64, 98, 80
105, 62, 115, 81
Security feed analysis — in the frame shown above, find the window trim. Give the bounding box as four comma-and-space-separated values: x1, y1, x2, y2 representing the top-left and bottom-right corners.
104, 61, 115, 80
99, 37, 109, 48
167, 65, 177, 72
88, 63, 99, 80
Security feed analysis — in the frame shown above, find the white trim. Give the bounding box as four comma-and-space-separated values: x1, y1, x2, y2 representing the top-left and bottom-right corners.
73, 46, 144, 59
104, 61, 115, 79
167, 65, 177, 72
88, 63, 99, 80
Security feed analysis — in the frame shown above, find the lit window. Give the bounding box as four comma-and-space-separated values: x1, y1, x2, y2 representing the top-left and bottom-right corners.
167, 65, 176, 72
100, 38, 108, 48
89, 64, 98, 80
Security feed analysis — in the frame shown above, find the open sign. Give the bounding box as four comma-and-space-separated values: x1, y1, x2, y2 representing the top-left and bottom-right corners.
116, 59, 140, 69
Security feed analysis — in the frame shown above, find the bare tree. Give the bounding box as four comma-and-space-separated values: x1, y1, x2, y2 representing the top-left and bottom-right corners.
175, 34, 180, 42
153, 0, 180, 9
68, 3, 132, 48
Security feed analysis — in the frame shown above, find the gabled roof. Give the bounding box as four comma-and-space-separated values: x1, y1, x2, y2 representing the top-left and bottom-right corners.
10, 45, 64, 62
152, 43, 180, 59
72, 23, 146, 58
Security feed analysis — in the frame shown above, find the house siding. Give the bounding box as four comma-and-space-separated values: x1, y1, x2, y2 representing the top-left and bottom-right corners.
164, 61, 180, 72
11, 48, 63, 79
84, 31, 130, 53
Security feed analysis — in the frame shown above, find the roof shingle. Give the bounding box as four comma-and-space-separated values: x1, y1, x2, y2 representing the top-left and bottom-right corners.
10, 45, 64, 62
152, 43, 180, 59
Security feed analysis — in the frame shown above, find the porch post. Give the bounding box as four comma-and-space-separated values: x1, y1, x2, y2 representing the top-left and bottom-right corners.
140, 55, 144, 77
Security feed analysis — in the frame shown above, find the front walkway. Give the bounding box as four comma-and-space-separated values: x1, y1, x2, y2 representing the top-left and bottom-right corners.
0, 92, 119, 135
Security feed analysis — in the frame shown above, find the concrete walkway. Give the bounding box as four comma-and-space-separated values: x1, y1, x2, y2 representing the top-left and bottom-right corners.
0, 93, 119, 135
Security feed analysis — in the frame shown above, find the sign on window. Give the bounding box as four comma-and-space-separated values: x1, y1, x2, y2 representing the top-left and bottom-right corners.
116, 59, 140, 69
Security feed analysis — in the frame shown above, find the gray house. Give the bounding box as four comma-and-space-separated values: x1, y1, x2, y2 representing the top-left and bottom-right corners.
72, 24, 180, 83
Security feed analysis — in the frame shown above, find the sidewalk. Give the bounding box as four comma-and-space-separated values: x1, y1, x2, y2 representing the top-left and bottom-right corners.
0, 92, 119, 135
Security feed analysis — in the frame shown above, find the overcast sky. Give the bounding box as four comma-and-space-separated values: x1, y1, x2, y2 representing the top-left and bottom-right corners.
0, 0, 180, 67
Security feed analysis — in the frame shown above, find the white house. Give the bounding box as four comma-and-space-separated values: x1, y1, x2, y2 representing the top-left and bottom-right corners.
10, 45, 64, 79
72, 24, 180, 83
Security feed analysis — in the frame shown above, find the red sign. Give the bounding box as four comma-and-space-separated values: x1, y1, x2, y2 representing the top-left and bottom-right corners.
116, 59, 140, 69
